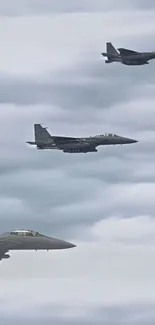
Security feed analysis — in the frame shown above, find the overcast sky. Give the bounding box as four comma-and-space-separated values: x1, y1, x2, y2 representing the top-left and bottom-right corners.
0, 0, 155, 324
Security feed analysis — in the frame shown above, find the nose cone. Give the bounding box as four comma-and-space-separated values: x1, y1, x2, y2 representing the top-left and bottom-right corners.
48, 237, 76, 250
122, 136, 138, 144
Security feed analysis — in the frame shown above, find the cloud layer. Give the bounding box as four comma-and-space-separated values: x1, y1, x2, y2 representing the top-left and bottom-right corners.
0, 0, 155, 324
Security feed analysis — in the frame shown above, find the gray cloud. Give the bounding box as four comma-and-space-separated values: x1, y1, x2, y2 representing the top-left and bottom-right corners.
131, 0, 155, 9
0, 0, 154, 17
0, 28, 155, 237
1, 1, 155, 323
0, 49, 155, 108
1, 304, 155, 324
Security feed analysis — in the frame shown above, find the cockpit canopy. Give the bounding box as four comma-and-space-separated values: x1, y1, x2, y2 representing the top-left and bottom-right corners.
94, 133, 118, 137
104, 133, 117, 137
9, 229, 44, 237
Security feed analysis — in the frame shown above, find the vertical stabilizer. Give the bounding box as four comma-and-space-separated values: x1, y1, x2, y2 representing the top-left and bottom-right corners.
106, 42, 118, 56
34, 124, 52, 143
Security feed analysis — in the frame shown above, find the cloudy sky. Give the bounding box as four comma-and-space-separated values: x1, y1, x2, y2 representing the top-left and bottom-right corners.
0, 0, 155, 324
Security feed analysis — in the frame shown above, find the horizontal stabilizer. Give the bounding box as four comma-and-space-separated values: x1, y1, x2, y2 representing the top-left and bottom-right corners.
26, 141, 36, 145
101, 52, 108, 57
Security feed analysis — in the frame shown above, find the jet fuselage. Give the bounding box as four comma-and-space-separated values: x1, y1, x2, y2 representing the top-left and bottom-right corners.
29, 135, 137, 153
103, 50, 155, 66
0, 233, 75, 250
27, 124, 138, 153
121, 52, 155, 65
0, 229, 76, 262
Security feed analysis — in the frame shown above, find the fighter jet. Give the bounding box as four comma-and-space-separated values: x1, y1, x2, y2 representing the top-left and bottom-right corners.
26, 124, 138, 153
0, 229, 76, 261
101, 42, 155, 65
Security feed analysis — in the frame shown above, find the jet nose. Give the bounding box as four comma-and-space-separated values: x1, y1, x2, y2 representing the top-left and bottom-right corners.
127, 138, 138, 143
48, 238, 76, 250
123, 137, 138, 144
57, 239, 76, 249
64, 241, 76, 249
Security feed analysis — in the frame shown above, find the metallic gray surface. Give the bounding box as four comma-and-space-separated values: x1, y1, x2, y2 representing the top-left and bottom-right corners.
0, 229, 76, 261
27, 124, 138, 153
102, 42, 155, 65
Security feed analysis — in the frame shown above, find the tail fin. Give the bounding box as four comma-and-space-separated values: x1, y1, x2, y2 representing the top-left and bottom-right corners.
102, 42, 119, 63
106, 42, 118, 56
34, 124, 52, 143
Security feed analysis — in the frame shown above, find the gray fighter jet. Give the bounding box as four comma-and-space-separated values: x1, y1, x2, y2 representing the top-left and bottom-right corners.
102, 42, 155, 65
27, 124, 138, 153
0, 229, 76, 261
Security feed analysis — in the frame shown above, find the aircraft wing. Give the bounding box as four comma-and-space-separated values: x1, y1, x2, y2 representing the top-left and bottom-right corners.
51, 136, 84, 146
117, 48, 139, 56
